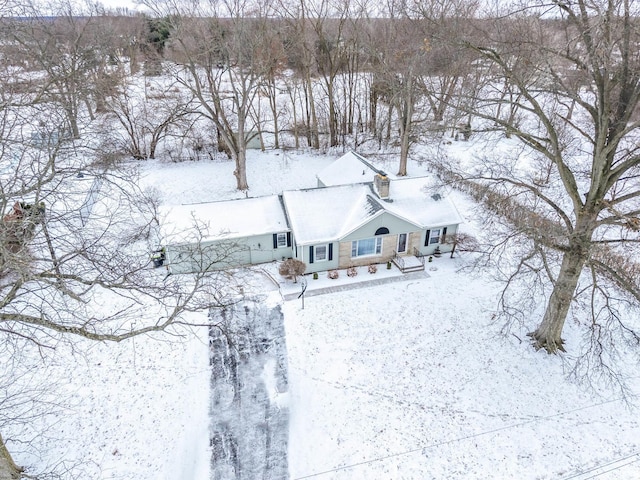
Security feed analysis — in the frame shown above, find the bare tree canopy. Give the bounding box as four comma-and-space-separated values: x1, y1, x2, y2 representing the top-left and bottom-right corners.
0, 10, 240, 470
431, 0, 640, 359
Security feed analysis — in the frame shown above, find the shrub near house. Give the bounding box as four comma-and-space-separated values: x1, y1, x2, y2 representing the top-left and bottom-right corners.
279, 258, 306, 283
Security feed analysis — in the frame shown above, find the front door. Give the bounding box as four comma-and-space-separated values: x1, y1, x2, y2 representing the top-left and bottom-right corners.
397, 233, 407, 253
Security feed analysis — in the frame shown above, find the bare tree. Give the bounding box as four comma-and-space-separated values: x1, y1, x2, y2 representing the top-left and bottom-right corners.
107, 77, 195, 159
165, 7, 268, 191
0, 110, 239, 476
409, 0, 480, 129
279, 0, 321, 149
5, 4, 117, 139
0, 164, 240, 475
0, 9, 244, 473
305, 0, 360, 148
365, 14, 426, 175
250, 13, 288, 150
441, 0, 640, 356
281, 73, 304, 148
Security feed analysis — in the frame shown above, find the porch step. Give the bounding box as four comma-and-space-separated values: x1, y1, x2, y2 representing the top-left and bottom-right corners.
399, 264, 425, 273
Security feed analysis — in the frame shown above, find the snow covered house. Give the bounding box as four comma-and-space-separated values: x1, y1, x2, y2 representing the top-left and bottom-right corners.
161, 195, 291, 274
161, 152, 463, 275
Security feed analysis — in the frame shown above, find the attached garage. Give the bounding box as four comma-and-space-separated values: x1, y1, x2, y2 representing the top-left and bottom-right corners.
161, 195, 291, 274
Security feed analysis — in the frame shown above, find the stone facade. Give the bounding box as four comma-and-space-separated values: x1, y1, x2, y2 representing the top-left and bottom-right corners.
408, 231, 422, 255
337, 233, 409, 268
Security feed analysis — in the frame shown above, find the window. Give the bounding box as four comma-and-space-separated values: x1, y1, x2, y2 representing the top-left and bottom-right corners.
276, 232, 287, 248
375, 227, 389, 235
315, 244, 328, 261
429, 229, 441, 245
273, 232, 291, 249
351, 237, 383, 257
309, 244, 332, 263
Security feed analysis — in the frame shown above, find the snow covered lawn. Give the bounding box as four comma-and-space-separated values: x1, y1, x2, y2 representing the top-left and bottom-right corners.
283, 257, 640, 479
11, 316, 211, 480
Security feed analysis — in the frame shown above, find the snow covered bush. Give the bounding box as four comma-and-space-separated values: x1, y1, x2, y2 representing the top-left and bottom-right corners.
327, 270, 339, 280
347, 267, 358, 277
278, 258, 306, 283
368, 264, 377, 274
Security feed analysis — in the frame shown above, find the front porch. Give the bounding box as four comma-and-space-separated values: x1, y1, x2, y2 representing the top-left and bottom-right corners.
391, 248, 426, 273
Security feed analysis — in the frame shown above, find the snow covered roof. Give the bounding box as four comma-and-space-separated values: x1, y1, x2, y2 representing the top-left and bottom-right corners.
161, 195, 289, 244
316, 151, 396, 187
384, 177, 464, 228
160, 158, 462, 248
282, 184, 383, 245
281, 178, 462, 245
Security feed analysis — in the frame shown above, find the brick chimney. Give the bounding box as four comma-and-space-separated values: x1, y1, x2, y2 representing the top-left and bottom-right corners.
373, 172, 390, 199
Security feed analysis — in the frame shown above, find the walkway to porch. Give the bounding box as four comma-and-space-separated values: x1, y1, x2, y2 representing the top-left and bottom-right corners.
280, 268, 430, 300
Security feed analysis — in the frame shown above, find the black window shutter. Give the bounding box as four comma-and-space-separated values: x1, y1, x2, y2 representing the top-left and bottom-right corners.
328, 243, 333, 261
286, 232, 291, 247
442, 227, 448, 242
273, 233, 278, 249
309, 246, 314, 263
424, 229, 431, 247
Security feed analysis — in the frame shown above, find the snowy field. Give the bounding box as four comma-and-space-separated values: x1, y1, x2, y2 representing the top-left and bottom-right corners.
10, 147, 640, 479
284, 259, 640, 479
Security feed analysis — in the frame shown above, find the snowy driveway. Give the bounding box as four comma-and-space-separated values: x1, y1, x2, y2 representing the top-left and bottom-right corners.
209, 297, 289, 480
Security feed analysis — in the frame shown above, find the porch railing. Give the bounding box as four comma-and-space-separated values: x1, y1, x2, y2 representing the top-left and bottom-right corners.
392, 250, 405, 270
413, 247, 426, 267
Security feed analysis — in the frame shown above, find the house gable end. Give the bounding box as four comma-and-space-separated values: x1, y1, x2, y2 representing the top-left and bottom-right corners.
339, 210, 422, 242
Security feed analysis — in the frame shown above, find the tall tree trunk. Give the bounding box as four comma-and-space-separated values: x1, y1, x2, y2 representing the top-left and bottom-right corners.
398, 129, 410, 176
84, 97, 95, 121
288, 84, 300, 149
327, 79, 338, 147
529, 225, 593, 353
67, 106, 80, 139
385, 103, 393, 141
0, 433, 22, 480
234, 148, 249, 191
529, 251, 586, 353
397, 94, 413, 176
369, 86, 378, 134
302, 78, 312, 147
345, 69, 354, 135
268, 78, 280, 150
234, 116, 249, 190
149, 135, 158, 160
305, 72, 320, 149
